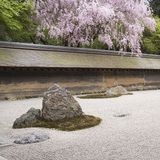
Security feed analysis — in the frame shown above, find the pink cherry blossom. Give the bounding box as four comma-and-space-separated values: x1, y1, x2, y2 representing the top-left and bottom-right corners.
35, 0, 155, 54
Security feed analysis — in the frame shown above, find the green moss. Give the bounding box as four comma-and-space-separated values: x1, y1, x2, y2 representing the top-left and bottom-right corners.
13, 115, 102, 131
4, 95, 39, 101
70, 90, 106, 95
0, 50, 10, 61
78, 93, 133, 99
78, 94, 121, 99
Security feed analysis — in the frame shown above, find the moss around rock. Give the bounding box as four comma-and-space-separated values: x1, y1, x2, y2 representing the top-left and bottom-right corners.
13, 115, 101, 131
13, 84, 101, 131
78, 93, 121, 99
78, 86, 132, 99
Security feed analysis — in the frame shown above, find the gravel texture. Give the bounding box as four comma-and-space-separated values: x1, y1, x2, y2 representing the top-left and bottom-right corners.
0, 156, 7, 160
0, 90, 160, 160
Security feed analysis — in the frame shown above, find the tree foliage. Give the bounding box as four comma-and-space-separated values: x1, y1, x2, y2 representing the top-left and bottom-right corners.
35, 0, 155, 54
141, 1, 160, 54
142, 17, 160, 54
0, 0, 23, 31
0, 0, 158, 55
0, 0, 37, 42
150, 0, 160, 17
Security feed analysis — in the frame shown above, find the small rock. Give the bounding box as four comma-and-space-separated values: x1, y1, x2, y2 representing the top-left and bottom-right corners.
14, 132, 49, 144
106, 86, 128, 96
42, 84, 83, 121
13, 108, 41, 128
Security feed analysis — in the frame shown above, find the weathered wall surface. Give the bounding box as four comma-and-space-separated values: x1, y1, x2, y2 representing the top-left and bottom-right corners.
0, 42, 160, 100
0, 68, 160, 100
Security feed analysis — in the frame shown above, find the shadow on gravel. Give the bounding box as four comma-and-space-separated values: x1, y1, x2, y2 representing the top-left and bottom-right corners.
113, 113, 130, 118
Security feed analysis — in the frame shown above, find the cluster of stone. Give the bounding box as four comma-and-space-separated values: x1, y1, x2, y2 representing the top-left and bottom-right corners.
13, 84, 83, 128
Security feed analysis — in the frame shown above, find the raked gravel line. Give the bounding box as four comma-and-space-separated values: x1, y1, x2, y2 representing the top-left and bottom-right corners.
0, 90, 160, 160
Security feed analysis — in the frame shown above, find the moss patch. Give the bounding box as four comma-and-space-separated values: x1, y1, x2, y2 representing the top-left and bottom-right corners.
78, 93, 133, 99
4, 95, 40, 101
13, 115, 102, 131
78, 94, 121, 99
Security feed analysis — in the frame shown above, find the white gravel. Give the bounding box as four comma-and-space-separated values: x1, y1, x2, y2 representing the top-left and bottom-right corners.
0, 90, 160, 160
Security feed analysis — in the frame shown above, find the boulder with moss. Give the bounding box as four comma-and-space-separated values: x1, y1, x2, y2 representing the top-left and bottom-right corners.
13, 84, 101, 131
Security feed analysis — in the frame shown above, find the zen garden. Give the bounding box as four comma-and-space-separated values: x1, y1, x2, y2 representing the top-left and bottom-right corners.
0, 0, 160, 160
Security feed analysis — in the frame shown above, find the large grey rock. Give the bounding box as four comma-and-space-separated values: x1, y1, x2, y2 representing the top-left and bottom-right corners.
106, 86, 128, 96
42, 84, 83, 121
14, 132, 49, 144
13, 108, 41, 128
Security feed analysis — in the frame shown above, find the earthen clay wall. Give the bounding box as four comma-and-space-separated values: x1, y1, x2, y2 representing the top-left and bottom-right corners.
0, 67, 159, 100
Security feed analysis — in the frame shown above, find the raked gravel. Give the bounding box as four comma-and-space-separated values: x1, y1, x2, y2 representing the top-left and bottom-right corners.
0, 90, 160, 160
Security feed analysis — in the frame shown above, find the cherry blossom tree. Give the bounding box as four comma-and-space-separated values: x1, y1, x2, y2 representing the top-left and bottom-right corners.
35, 0, 155, 54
